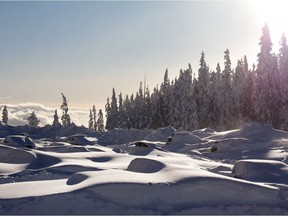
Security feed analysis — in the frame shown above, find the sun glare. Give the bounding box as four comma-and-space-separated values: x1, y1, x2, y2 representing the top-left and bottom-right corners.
248, 0, 288, 48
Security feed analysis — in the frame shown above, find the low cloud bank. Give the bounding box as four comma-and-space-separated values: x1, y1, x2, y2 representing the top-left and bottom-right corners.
0, 103, 89, 127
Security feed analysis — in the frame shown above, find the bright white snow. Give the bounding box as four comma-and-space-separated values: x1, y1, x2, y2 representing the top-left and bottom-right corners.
1, 122, 288, 214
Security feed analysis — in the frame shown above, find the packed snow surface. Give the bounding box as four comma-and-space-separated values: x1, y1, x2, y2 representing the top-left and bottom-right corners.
1, 123, 288, 214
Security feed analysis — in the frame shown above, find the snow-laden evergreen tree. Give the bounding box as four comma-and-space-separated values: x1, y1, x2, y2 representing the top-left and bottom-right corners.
176, 65, 195, 130
232, 59, 246, 127
105, 88, 119, 130
122, 95, 131, 129
92, 105, 97, 131
2, 105, 8, 125
183, 65, 198, 131
143, 85, 153, 128
255, 23, 273, 124
97, 109, 105, 132
190, 76, 199, 130
52, 109, 60, 127
118, 93, 125, 128
221, 49, 234, 129
60, 93, 71, 127
168, 79, 176, 127
27, 111, 40, 127
150, 86, 162, 129
133, 82, 146, 129
105, 97, 112, 130
279, 34, 288, 130
160, 69, 171, 126
88, 109, 93, 130
171, 76, 182, 129
255, 23, 282, 128
269, 54, 282, 128
209, 64, 222, 130
196, 52, 211, 129
241, 68, 256, 122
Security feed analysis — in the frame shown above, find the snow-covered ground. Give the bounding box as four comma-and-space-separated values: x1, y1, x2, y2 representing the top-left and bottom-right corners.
1, 122, 288, 214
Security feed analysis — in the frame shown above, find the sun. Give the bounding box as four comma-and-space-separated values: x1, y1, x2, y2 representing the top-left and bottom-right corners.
248, 0, 288, 45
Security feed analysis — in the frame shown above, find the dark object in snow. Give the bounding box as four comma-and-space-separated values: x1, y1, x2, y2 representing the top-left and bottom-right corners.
3, 135, 36, 149
135, 141, 149, 147
166, 134, 174, 145
211, 145, 218, 152
128, 140, 157, 148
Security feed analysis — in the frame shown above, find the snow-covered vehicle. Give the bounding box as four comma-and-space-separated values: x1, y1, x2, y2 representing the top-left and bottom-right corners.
209, 138, 251, 153
231, 159, 288, 184
66, 134, 97, 146
128, 140, 157, 148
3, 135, 36, 149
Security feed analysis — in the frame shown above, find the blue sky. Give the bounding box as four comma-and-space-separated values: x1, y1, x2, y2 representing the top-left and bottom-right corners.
0, 0, 287, 116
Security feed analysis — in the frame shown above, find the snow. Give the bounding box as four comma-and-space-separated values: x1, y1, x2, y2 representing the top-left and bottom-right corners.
1, 122, 288, 214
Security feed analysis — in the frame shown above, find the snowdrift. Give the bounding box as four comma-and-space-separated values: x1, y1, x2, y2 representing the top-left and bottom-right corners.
1, 123, 288, 214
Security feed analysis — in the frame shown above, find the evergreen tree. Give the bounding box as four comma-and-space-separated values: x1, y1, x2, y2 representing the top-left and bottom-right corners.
255, 23, 281, 128
2, 105, 8, 125
241, 70, 256, 122
88, 109, 93, 130
160, 69, 171, 126
97, 109, 105, 132
105, 97, 112, 130
105, 88, 119, 130
123, 95, 132, 129
209, 65, 222, 130
279, 34, 288, 130
60, 93, 71, 127
118, 93, 125, 128
196, 52, 211, 128
221, 49, 234, 129
110, 88, 119, 128
151, 86, 162, 129
232, 59, 246, 127
52, 109, 60, 127
92, 105, 97, 131
143, 86, 153, 128
27, 111, 40, 127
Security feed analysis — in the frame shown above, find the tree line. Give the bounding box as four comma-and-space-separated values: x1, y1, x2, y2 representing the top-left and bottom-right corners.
105, 24, 288, 132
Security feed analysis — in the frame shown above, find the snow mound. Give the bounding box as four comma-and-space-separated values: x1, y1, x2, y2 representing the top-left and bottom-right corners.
163, 131, 202, 153
192, 127, 216, 138
0, 145, 36, 164
219, 122, 288, 141
97, 128, 142, 145
127, 158, 165, 173
239, 123, 276, 141
144, 126, 176, 141
232, 159, 288, 184
170, 131, 202, 145
67, 173, 89, 185
89, 156, 112, 163
26, 153, 62, 170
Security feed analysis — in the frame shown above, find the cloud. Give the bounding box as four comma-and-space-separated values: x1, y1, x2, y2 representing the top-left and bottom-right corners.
0, 103, 90, 127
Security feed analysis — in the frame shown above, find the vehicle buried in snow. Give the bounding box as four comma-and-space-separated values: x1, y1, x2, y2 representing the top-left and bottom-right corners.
128, 140, 157, 148
231, 159, 288, 184
209, 138, 251, 153
3, 135, 36, 149
66, 134, 97, 146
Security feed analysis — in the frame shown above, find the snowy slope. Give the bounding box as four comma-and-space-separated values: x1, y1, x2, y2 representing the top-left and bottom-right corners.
1, 122, 288, 214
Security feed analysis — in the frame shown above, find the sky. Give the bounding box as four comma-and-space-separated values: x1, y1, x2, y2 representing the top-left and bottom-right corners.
0, 0, 287, 127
